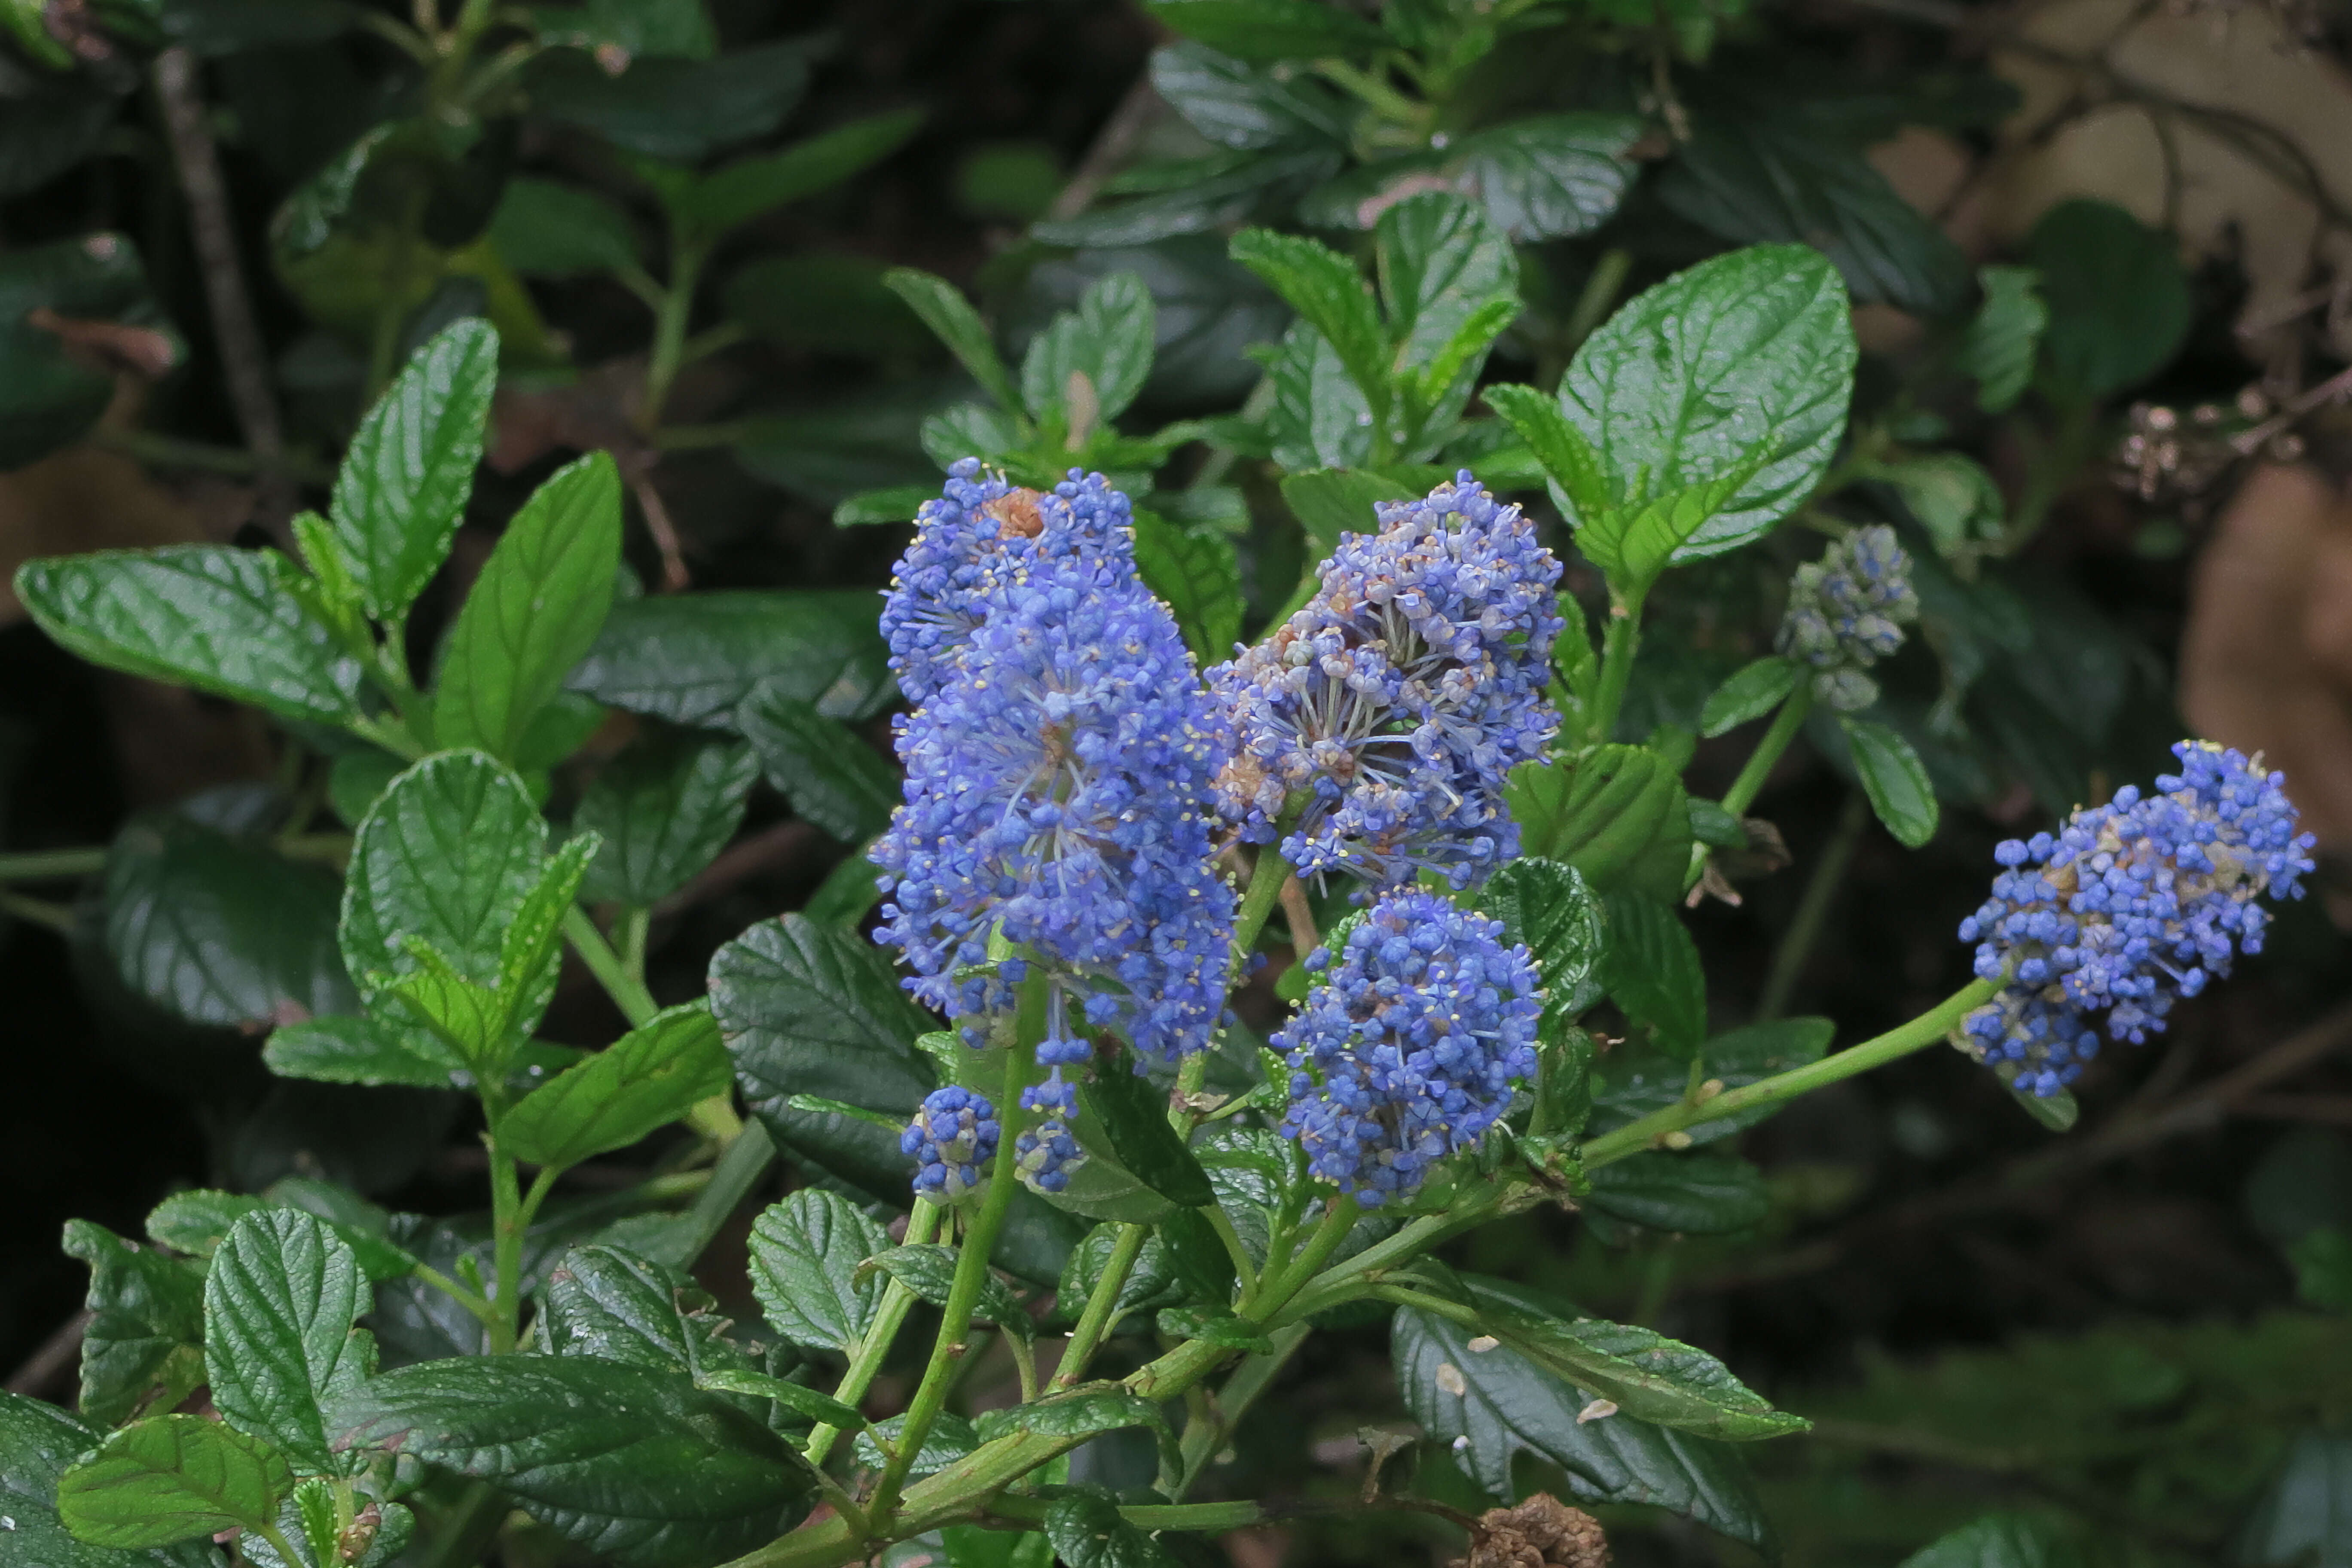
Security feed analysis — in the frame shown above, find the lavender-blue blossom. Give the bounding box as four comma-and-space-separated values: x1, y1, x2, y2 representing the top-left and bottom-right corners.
1959, 741, 2316, 1096
902, 1086, 999, 1200
1277, 890, 1543, 1206
1777, 524, 1918, 712
1210, 473, 1563, 891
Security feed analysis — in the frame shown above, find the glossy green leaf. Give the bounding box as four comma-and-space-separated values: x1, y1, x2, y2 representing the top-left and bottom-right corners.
1020, 269, 1157, 426
203, 1211, 371, 1475
1598, 895, 1706, 1059
0, 1392, 216, 1568
867, 1244, 1034, 1341
1481, 384, 1610, 522
488, 179, 641, 279
1060, 1225, 1185, 1322
2027, 199, 2189, 404
1142, 0, 1385, 61
263, 1014, 462, 1090
1079, 1061, 1216, 1208
1042, 1492, 1182, 1568
500, 1003, 731, 1169
57, 1416, 291, 1549
1506, 746, 1692, 905
746, 1190, 891, 1353
576, 731, 761, 906
1583, 1150, 1767, 1234
1698, 657, 1798, 738
1261, 319, 1374, 472
975, 1391, 1173, 1448
1375, 190, 1516, 375
694, 1369, 864, 1429
61, 1221, 207, 1429
568, 590, 892, 728
433, 451, 623, 762
327, 318, 499, 622
852, 1411, 975, 1476
1445, 114, 1641, 242
1278, 468, 1412, 557
1229, 228, 1389, 418
330, 1355, 817, 1568
735, 681, 898, 845
1960, 265, 2046, 414
525, 39, 809, 162
541, 1244, 754, 1381
882, 268, 1023, 413
1133, 510, 1243, 663
1842, 716, 1940, 847
679, 108, 925, 236
1156, 1306, 1272, 1351
1590, 1017, 1832, 1145
1558, 244, 1855, 561
1033, 149, 1341, 250
1393, 1305, 1774, 1553
1149, 43, 1348, 152
1900, 1513, 2082, 1568
16, 546, 362, 726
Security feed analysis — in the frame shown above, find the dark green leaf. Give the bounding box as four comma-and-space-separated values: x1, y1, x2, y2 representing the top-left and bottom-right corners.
1020, 270, 1156, 426
2027, 199, 2189, 403
1590, 1018, 1833, 1145
16, 547, 362, 726
329, 1355, 817, 1568
1598, 896, 1706, 1059
1583, 1151, 1766, 1234
1133, 511, 1243, 663
678, 108, 924, 236
2237, 1432, 2352, 1568
500, 1003, 732, 1169
1558, 244, 1855, 562
327, 318, 498, 622
1698, 658, 1798, 738
1375, 190, 1517, 389
1394, 1305, 1775, 1552
1481, 384, 1610, 522
1900, 1512, 2082, 1568
710, 915, 937, 1202
525, 40, 809, 162
576, 732, 760, 906
1445, 115, 1641, 242
0, 1392, 216, 1568
1261, 320, 1374, 472
1479, 857, 1606, 1030
58, 1417, 291, 1549
1042, 1492, 1183, 1568
262, 1015, 462, 1090
974, 1391, 1172, 1446
1278, 468, 1409, 557
734, 682, 898, 845
1060, 1226, 1184, 1322
1959, 265, 2046, 414
1841, 716, 1939, 847
568, 591, 891, 728
1033, 149, 1341, 250
866, 1245, 1033, 1342
433, 451, 622, 763
1659, 122, 1969, 315
1506, 746, 1692, 904
882, 268, 1023, 413
693, 1369, 863, 1429
62, 1221, 207, 1429
1079, 1063, 1216, 1208
745, 1191, 891, 1353
154, 1187, 418, 1286
203, 1211, 371, 1474
728, 256, 933, 361
1155, 1306, 1272, 1351
1148, 43, 1348, 152
1875, 452, 2004, 557
541, 1244, 754, 1381
852, 1412, 974, 1476
1229, 229, 1389, 418
487, 179, 641, 278
1142, 0, 1385, 61
2007, 1082, 2079, 1132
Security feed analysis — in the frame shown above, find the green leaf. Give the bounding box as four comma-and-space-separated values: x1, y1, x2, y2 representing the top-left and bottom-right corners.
882, 268, 1023, 413
1583, 1150, 1767, 1234
374, 940, 509, 1068
62, 1221, 207, 1429
1133, 511, 1243, 663
525, 39, 809, 162
745, 1191, 892, 1353
1261, 320, 1374, 472
1079, 1062, 1216, 1208
2237, 1432, 2352, 1568
830, 485, 938, 526
1481, 384, 1610, 522
148, 1190, 416, 1286
58, 1417, 291, 1548
1278, 468, 1410, 557
1155, 1306, 1272, 1351
975, 1391, 1173, 1448
263, 1014, 462, 1090
1902, 1513, 2082, 1568
433, 451, 623, 763
1033, 149, 1342, 250
2290, 1228, 2352, 1313
1229, 228, 1390, 419
1598, 894, 1705, 1059
576, 731, 761, 906
568, 590, 892, 728
1042, 1492, 1182, 1568
693, 1369, 864, 1430
1575, 462, 1762, 593
101, 814, 354, 1031
1375, 190, 1517, 432
710, 915, 938, 1202
1875, 451, 2004, 557
1444, 115, 1641, 242
541, 1244, 754, 1379
1960, 265, 2047, 414
853, 1412, 975, 1476
678, 108, 925, 237
1020, 269, 1157, 427
1698, 658, 1798, 738
2007, 1081, 2080, 1132
1463, 1278, 1806, 1441
329, 1355, 818, 1568
16, 547, 362, 726
1591, 1017, 1833, 1146
1841, 716, 1939, 847
0, 1393, 215, 1568
1142, 0, 1385, 61
1506, 746, 1693, 904
1559, 243, 1856, 562
1658, 122, 1969, 315
1479, 857, 1606, 1031
734, 681, 898, 844
487, 179, 641, 279
203, 1212, 371, 1475
867, 1245, 1033, 1341
1059, 1226, 1185, 1323
327, 317, 499, 622
2027, 199, 2189, 404
500, 1003, 731, 1169
1393, 1306, 1775, 1553
1149, 43, 1349, 153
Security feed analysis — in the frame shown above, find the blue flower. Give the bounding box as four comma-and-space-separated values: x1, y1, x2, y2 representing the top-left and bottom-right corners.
871, 500, 1237, 1120
1211, 473, 1563, 891
1959, 741, 2317, 1096
1276, 890, 1543, 1205
1777, 524, 1918, 712
1013, 1120, 1084, 1196
879, 461, 1138, 707
902, 1086, 1001, 1199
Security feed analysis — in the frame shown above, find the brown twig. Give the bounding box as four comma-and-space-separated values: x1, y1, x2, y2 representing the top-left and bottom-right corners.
6, 1310, 90, 1397
1278, 875, 1319, 955
627, 471, 692, 592
1045, 74, 1166, 223
151, 48, 292, 531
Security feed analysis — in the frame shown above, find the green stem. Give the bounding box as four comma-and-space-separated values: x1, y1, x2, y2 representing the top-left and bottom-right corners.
1054, 1224, 1150, 1389
1312, 59, 1426, 125
869, 1039, 1033, 1525
616, 906, 650, 989
1578, 977, 1999, 1168
805, 1200, 943, 1465
485, 1144, 524, 1354
1558, 247, 1632, 362
640, 239, 709, 433
411, 1262, 499, 1329
1228, 846, 1295, 985
1258, 1198, 1356, 1309
657, 1121, 775, 1269
562, 906, 657, 1026
1718, 685, 1815, 821
987, 1496, 1265, 1532
1755, 791, 1868, 1021
257, 1524, 306, 1568
1171, 1322, 1307, 1498
1201, 1205, 1259, 1296
0, 892, 76, 934
0, 848, 107, 881
1587, 592, 1644, 745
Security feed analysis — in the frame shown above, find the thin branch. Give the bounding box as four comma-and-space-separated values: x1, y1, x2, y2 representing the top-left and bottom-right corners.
1045, 74, 1166, 223
628, 471, 692, 592
5, 1310, 90, 1396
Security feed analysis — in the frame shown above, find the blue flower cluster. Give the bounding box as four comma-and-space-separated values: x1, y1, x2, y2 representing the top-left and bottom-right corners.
874, 467, 1237, 1191
878, 459, 1136, 707
1276, 890, 1543, 1205
902, 1086, 1000, 1200
1211, 474, 1563, 891
1013, 1119, 1084, 1195
1776, 524, 1918, 712
1959, 741, 2316, 1096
